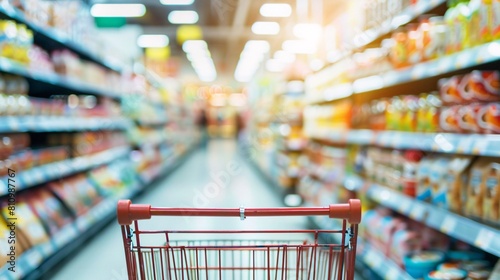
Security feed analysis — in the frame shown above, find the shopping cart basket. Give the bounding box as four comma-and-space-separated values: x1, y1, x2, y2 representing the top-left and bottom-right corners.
117, 199, 361, 280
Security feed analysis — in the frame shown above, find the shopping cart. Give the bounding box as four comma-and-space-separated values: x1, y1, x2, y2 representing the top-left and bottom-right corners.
117, 199, 361, 280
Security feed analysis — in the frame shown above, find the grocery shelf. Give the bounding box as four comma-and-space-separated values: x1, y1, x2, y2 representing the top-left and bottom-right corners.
309, 40, 500, 103
0, 146, 131, 196
308, 129, 500, 157
367, 184, 500, 257
0, 3, 122, 73
0, 58, 124, 99
308, 215, 414, 280
351, 0, 445, 51
0, 116, 132, 133
353, 40, 500, 94
0, 183, 141, 280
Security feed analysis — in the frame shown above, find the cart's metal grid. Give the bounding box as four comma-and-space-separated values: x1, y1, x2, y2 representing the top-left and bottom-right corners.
117, 199, 361, 280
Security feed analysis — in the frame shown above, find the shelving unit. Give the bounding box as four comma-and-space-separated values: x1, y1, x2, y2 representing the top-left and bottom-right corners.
0, 117, 131, 133
0, 58, 124, 99
0, 146, 131, 196
309, 40, 500, 103
0, 3, 122, 72
367, 184, 500, 257
308, 129, 500, 157
308, 214, 414, 280
0, 182, 141, 280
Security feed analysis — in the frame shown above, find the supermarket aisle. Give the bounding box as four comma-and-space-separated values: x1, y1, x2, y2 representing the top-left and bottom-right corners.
49, 139, 309, 280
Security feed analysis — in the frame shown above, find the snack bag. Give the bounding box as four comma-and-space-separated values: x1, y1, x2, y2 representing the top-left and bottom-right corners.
467, 71, 500, 102
430, 157, 452, 207
443, 156, 474, 213
440, 106, 462, 132
483, 161, 500, 223
417, 156, 435, 202
477, 103, 500, 134
465, 159, 489, 218
458, 104, 482, 133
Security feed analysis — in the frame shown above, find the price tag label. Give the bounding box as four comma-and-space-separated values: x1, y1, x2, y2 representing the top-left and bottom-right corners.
472, 138, 489, 155
411, 65, 426, 80
457, 136, 475, 154
39, 242, 54, 257
440, 216, 458, 234
21, 172, 33, 188
437, 57, 452, 73
474, 228, 495, 250
455, 51, 472, 69
409, 203, 426, 221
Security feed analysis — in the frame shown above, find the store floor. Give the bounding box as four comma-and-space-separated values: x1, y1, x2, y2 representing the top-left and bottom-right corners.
48, 139, 317, 280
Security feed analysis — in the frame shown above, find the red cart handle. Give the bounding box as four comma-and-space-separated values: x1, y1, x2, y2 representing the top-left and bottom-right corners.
117, 199, 362, 225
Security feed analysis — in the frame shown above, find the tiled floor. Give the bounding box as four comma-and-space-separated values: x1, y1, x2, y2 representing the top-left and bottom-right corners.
49, 139, 312, 280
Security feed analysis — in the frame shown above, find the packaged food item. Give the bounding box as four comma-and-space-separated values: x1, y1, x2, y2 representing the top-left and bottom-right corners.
26, 189, 74, 236
438, 262, 462, 270
435, 156, 474, 212
460, 260, 490, 271
467, 71, 500, 102
417, 156, 435, 201
419, 14, 434, 61
0, 216, 27, 265
404, 251, 445, 278
477, 103, 500, 134
440, 106, 462, 132
455, 0, 471, 52
430, 157, 452, 205
458, 104, 482, 133
439, 76, 468, 105
479, 0, 493, 43
482, 161, 500, 223
428, 16, 448, 60
401, 95, 419, 131
445, 0, 459, 54
467, 269, 491, 279
407, 23, 422, 65
1, 201, 50, 247
492, 0, 500, 39
402, 150, 424, 197
465, 159, 489, 218
426, 269, 467, 279
390, 27, 409, 68
468, 0, 481, 48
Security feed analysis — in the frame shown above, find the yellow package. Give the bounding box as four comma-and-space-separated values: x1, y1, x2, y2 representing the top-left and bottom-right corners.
444, 156, 474, 214
0, 217, 25, 268
483, 162, 500, 224
493, 0, 500, 39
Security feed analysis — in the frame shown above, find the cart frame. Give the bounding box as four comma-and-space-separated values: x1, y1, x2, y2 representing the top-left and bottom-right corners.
117, 199, 361, 280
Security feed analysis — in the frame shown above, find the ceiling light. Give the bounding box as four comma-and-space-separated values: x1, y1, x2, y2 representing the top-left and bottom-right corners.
274, 50, 296, 63
266, 59, 285, 72
137, 34, 169, 48
90, 4, 146, 18
160, 0, 194, 5
182, 40, 208, 53
168, 10, 199, 24
282, 40, 317, 54
243, 40, 270, 53
251, 21, 280, 35
293, 23, 322, 40
260, 3, 292, 17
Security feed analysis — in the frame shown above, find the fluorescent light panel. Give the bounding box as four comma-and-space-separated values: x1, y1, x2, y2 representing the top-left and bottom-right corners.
168, 10, 199, 24
282, 40, 317, 54
293, 23, 322, 40
260, 3, 292, 17
251, 21, 280, 35
90, 4, 146, 18
160, 0, 194, 5
137, 34, 169, 48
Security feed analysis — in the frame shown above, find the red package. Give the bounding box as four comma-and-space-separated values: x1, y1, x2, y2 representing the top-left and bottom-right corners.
439, 76, 469, 105
467, 71, 500, 102
458, 103, 482, 133
478, 103, 500, 134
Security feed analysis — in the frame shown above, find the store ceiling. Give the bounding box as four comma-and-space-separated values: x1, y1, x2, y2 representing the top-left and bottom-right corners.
91, 0, 344, 80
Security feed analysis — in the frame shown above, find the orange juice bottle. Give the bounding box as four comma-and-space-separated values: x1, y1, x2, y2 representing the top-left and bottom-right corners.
456, 0, 471, 51
445, 0, 459, 54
